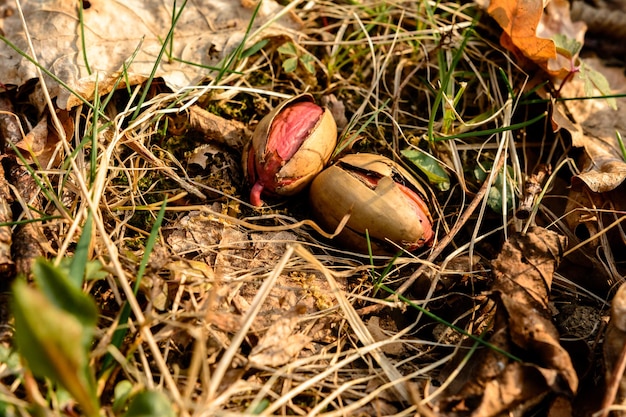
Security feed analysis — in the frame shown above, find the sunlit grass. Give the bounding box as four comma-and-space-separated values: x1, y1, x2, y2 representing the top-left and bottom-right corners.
0, 0, 616, 416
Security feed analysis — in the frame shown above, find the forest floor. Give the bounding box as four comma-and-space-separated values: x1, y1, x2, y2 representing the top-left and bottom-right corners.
0, 1, 625, 416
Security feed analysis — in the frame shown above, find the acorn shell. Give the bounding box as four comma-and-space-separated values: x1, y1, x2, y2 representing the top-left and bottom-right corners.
245, 93, 337, 197
309, 153, 433, 253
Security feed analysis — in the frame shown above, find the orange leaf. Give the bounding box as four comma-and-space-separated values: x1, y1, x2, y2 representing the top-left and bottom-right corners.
487, 0, 562, 76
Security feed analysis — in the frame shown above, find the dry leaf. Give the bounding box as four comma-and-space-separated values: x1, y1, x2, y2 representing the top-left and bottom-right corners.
8, 164, 46, 276
0, 1, 298, 109
438, 227, 578, 416
556, 58, 626, 193
366, 316, 405, 356
0, 96, 17, 278
488, 0, 557, 73
537, 0, 586, 75
166, 209, 302, 275
485, 0, 586, 79
188, 105, 250, 150
602, 282, 626, 416
249, 313, 312, 368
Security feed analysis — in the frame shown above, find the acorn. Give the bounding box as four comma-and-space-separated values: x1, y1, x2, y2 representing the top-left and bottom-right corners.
243, 94, 337, 207
309, 153, 434, 253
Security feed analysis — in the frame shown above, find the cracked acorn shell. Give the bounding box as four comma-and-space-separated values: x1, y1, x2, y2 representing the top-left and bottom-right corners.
309, 153, 434, 254
243, 93, 337, 207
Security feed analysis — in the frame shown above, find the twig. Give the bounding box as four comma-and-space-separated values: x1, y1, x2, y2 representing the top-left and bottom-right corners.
516, 163, 550, 220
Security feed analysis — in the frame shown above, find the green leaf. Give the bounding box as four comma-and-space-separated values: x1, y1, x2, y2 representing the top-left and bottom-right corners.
241, 39, 269, 59
277, 42, 297, 56
84, 259, 108, 281
578, 61, 617, 110
0, 345, 20, 372
68, 212, 93, 288
282, 56, 298, 73
401, 148, 450, 191
11, 280, 99, 417
300, 54, 316, 74
248, 398, 270, 414
124, 390, 175, 417
32, 259, 98, 331
553, 33, 582, 59
113, 380, 135, 413
474, 163, 514, 214
0, 401, 16, 417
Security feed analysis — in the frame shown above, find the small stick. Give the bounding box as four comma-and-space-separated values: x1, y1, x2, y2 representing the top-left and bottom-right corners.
516, 164, 551, 220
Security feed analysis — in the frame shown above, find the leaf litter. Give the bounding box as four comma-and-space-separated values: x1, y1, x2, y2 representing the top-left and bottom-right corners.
436, 227, 577, 416
0, 0, 300, 109
0, 0, 625, 415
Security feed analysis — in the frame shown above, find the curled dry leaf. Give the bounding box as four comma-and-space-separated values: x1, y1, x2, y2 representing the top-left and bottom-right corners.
484, 0, 586, 79
548, 58, 626, 287
437, 227, 577, 416
7, 164, 47, 277
556, 58, 626, 193
0, 95, 17, 278
10, 111, 73, 168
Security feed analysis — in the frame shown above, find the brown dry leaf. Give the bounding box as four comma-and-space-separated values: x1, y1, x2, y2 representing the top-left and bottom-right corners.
249, 312, 312, 368
188, 105, 250, 150
438, 227, 577, 416
602, 282, 626, 415
485, 0, 585, 78
557, 58, 626, 193
11, 110, 73, 167
0, 1, 298, 109
188, 144, 221, 170
537, 0, 586, 74
166, 208, 343, 347
0, 96, 17, 278
14, 117, 48, 162
366, 316, 405, 356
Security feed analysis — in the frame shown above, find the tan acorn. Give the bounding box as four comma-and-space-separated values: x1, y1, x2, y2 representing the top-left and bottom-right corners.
309, 153, 434, 253
243, 93, 337, 207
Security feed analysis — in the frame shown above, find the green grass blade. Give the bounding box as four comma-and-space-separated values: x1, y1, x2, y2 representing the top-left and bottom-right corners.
428, 22, 476, 141
131, 0, 189, 121
214, 0, 262, 83
77, 0, 92, 75
433, 111, 546, 141
0, 35, 106, 118
68, 212, 93, 289
379, 284, 521, 362
101, 198, 168, 372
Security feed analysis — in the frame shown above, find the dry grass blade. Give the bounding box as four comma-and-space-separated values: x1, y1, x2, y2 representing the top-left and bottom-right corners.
294, 245, 410, 403
206, 245, 294, 401
0, 0, 621, 415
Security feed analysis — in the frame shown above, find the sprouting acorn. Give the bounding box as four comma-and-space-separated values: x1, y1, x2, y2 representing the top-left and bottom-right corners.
309, 153, 434, 253
243, 94, 337, 207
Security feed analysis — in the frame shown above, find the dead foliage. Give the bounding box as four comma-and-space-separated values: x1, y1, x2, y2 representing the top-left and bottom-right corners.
0, 0, 624, 416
